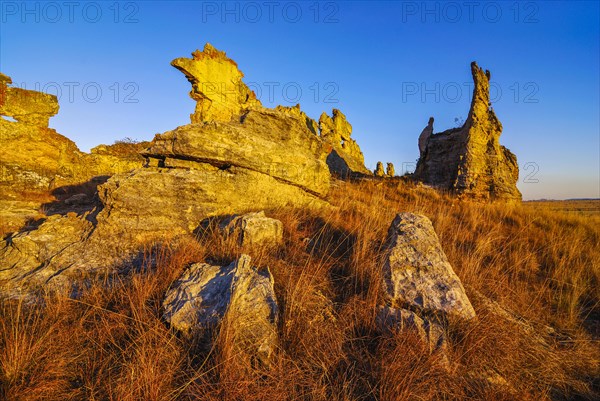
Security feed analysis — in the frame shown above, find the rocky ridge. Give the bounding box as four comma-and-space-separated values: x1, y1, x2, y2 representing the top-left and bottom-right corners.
0, 44, 337, 295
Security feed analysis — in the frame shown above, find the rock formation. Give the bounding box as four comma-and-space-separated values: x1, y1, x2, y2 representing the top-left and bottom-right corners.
386, 163, 395, 177
142, 105, 330, 196
219, 211, 283, 248
0, 45, 330, 297
163, 254, 278, 367
318, 109, 371, 177
413, 62, 521, 201
171, 43, 261, 124
0, 73, 59, 127
382, 213, 475, 321
374, 161, 385, 177
418, 117, 434, 157
0, 73, 148, 231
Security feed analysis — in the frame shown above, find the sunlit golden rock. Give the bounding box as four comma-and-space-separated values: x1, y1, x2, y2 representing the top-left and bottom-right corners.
171, 43, 262, 123
414, 62, 521, 201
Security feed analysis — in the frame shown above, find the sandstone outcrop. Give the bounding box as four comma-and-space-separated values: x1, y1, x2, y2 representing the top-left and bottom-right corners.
318, 109, 370, 177
1, 45, 330, 297
382, 213, 475, 320
0, 73, 58, 127
0, 73, 148, 232
386, 163, 395, 177
171, 43, 261, 124
374, 161, 385, 177
414, 62, 521, 201
220, 211, 283, 248
0, 76, 146, 186
142, 105, 330, 196
163, 254, 278, 367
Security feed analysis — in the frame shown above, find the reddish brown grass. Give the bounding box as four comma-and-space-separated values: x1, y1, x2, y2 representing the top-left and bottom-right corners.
1, 179, 598, 400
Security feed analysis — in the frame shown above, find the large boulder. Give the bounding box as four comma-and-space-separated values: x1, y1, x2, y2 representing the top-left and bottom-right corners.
219, 211, 283, 248
163, 255, 278, 367
414, 62, 521, 201
383, 213, 476, 320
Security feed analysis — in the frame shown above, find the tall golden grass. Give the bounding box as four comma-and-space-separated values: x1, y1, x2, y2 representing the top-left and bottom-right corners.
1, 179, 598, 400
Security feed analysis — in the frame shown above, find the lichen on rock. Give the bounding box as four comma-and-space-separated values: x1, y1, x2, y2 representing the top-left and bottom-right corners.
382, 212, 476, 320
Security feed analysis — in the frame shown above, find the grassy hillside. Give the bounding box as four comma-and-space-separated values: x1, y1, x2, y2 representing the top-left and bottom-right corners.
1, 179, 598, 400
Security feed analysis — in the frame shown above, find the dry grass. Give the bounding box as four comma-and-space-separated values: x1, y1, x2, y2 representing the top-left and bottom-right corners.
1, 179, 599, 400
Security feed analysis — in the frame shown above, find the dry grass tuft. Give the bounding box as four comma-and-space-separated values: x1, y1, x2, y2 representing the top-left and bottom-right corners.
1, 179, 598, 400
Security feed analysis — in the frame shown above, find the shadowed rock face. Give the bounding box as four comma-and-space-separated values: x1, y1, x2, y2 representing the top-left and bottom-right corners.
414, 62, 521, 201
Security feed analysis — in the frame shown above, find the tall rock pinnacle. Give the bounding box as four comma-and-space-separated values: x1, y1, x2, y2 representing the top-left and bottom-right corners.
414, 62, 521, 201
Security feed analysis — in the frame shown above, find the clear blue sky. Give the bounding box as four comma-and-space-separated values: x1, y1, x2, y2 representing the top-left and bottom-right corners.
1, 1, 598, 200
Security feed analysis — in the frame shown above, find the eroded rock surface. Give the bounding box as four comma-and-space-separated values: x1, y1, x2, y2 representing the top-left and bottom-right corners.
376, 306, 446, 353
319, 109, 370, 177
142, 105, 330, 196
0, 74, 58, 127
163, 254, 278, 367
220, 211, 283, 248
171, 43, 261, 123
0, 72, 148, 222
414, 62, 521, 201
383, 213, 476, 320
0, 212, 95, 296
1, 45, 329, 297
374, 161, 385, 177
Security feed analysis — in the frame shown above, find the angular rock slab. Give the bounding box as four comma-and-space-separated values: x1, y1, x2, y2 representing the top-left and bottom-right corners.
220, 211, 283, 248
376, 306, 446, 353
163, 254, 278, 367
0, 212, 96, 299
383, 213, 476, 320
142, 106, 331, 197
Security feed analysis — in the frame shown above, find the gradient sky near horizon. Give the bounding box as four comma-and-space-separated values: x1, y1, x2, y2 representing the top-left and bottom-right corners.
1, 0, 598, 200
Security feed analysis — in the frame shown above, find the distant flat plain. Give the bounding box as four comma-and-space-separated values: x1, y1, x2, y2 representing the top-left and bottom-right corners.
524, 199, 600, 215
